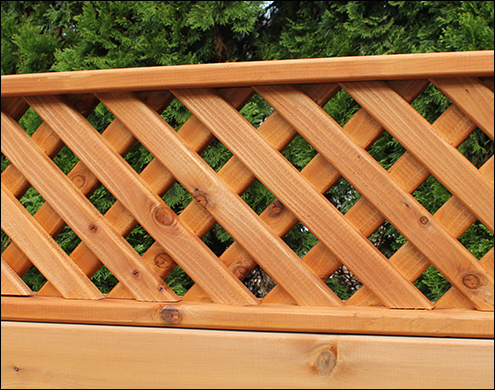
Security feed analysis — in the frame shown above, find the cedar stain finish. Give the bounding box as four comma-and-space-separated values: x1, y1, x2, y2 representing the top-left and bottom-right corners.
1, 51, 494, 389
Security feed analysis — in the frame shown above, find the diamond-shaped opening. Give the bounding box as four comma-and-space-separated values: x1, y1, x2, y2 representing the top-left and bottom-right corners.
1, 152, 10, 173
160, 98, 193, 131
52, 144, 80, 175
243, 265, 276, 299
239, 93, 274, 129
88, 183, 117, 215
368, 221, 407, 259
459, 220, 494, 260
1, 228, 11, 254
164, 265, 195, 296
323, 88, 361, 127
457, 127, 494, 169
202, 223, 232, 258
21, 265, 48, 292
123, 141, 155, 175
413, 265, 452, 302
19, 186, 46, 216
162, 181, 194, 215
18, 106, 44, 136
412, 175, 452, 215
282, 134, 318, 172
411, 83, 452, 124
200, 138, 234, 173
282, 222, 319, 258
125, 223, 156, 256
241, 179, 276, 216
325, 265, 362, 301
91, 264, 119, 294
86, 102, 116, 133
367, 131, 407, 170
324, 177, 362, 214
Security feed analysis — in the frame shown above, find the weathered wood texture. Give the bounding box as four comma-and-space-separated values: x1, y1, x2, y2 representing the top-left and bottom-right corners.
2, 321, 494, 389
1, 51, 494, 347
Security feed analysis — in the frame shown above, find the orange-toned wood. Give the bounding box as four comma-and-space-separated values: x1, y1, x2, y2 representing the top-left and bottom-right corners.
97, 91, 342, 308
173, 88, 432, 310
1, 256, 33, 296
2, 111, 180, 303
431, 77, 494, 140
1, 183, 102, 300
1, 51, 493, 97
341, 81, 494, 233
24, 95, 258, 306
256, 84, 493, 311
1, 296, 493, 338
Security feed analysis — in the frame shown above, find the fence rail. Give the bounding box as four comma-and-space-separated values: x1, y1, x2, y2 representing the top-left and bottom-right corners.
1, 51, 494, 339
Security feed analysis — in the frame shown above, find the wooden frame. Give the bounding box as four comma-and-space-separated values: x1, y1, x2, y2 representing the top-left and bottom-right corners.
2, 51, 494, 388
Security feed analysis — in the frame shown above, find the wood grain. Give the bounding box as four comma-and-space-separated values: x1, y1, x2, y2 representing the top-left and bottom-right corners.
341, 80, 494, 233
1, 256, 32, 296
431, 77, 494, 140
1, 296, 493, 338
1, 183, 102, 300
23, 95, 257, 306
2, 51, 493, 97
2, 321, 493, 389
1, 110, 179, 303
256, 84, 493, 311
97, 91, 342, 307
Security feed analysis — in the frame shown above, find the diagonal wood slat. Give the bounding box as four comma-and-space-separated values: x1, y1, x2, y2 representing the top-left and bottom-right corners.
1, 256, 33, 296
255, 84, 494, 311
340, 81, 494, 233
1, 110, 180, 303
96, 91, 343, 307
172, 88, 433, 310
430, 77, 494, 141
1, 183, 102, 300
23, 95, 258, 306
183, 80, 429, 303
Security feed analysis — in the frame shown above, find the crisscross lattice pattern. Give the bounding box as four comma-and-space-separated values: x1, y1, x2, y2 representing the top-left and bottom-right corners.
1, 51, 494, 337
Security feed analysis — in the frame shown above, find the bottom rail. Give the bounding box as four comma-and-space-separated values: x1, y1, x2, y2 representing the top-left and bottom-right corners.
2, 321, 493, 389
1, 295, 493, 338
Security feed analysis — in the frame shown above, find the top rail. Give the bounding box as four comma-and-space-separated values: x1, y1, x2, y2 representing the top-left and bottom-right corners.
1, 51, 494, 97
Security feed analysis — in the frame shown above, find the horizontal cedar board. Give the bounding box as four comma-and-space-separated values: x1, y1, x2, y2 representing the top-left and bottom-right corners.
1, 51, 493, 97
2, 321, 493, 389
1, 296, 493, 339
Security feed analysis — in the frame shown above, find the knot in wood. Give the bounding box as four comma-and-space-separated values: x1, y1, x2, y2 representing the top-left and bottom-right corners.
233, 266, 249, 279
69, 172, 86, 189
154, 253, 174, 269
315, 349, 336, 375
160, 306, 181, 324
463, 274, 480, 289
195, 195, 208, 207
270, 199, 284, 216
153, 206, 175, 226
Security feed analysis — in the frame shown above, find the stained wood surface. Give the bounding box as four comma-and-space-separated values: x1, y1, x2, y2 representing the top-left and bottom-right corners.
1, 111, 179, 303
1, 257, 32, 296
2, 321, 494, 389
1, 51, 493, 97
1, 296, 494, 338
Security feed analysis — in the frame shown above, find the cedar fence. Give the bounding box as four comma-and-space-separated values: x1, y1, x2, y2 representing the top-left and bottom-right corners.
1, 50, 494, 388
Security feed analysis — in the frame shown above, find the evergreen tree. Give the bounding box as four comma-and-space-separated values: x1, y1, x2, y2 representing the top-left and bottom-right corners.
1, 1, 493, 300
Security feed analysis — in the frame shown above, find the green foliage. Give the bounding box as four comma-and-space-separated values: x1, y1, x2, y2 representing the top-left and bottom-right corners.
1, 1, 493, 301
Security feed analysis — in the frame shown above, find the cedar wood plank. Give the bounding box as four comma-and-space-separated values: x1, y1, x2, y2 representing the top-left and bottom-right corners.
1, 183, 102, 300
97, 91, 344, 307
172, 88, 433, 310
255, 84, 494, 311
23, 95, 258, 306
1, 110, 180, 303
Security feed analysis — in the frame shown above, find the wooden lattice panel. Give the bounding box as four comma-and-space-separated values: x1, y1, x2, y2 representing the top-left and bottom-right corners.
1, 51, 494, 338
